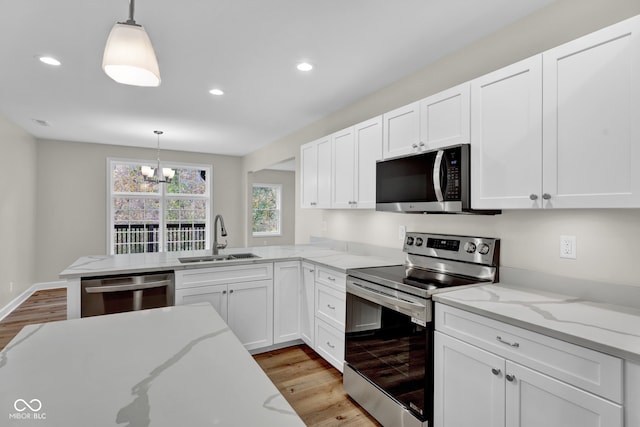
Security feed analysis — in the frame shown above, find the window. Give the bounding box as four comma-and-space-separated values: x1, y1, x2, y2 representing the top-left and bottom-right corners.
252, 183, 282, 236
108, 159, 211, 255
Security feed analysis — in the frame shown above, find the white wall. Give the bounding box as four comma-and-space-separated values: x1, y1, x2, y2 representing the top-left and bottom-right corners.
35, 139, 244, 282
247, 169, 295, 247
242, 0, 640, 287
0, 116, 37, 309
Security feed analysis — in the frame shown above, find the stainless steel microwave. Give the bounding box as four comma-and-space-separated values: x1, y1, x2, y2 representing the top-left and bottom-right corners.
376, 144, 499, 214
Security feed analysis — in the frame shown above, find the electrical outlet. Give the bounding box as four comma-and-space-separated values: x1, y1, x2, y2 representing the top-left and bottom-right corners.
398, 225, 406, 241
560, 235, 577, 259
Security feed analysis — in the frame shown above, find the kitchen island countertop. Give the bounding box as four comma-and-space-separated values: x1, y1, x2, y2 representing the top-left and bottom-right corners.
0, 303, 305, 426
434, 283, 640, 363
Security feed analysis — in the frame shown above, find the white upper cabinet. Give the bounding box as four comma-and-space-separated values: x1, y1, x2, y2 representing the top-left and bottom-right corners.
420, 82, 471, 149
331, 126, 356, 209
382, 101, 421, 159
382, 85, 471, 159
332, 117, 383, 209
354, 116, 383, 209
542, 15, 640, 208
300, 136, 331, 208
473, 15, 640, 210
471, 55, 544, 209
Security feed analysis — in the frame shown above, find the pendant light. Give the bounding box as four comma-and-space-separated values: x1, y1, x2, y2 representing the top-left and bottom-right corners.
141, 131, 175, 183
102, 0, 161, 87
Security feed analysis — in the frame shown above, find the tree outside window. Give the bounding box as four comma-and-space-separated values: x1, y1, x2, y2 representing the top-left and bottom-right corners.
252, 184, 282, 236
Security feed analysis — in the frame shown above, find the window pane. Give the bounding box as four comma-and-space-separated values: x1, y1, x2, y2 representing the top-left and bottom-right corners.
252, 184, 281, 235
113, 164, 158, 193
166, 168, 207, 195
112, 197, 160, 254
165, 198, 207, 251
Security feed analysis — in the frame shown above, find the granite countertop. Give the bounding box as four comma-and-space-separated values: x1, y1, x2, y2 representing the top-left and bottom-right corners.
0, 304, 305, 426
434, 283, 640, 363
59, 244, 401, 279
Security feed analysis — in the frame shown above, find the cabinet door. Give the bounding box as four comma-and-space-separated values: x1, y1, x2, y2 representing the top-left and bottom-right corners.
542, 15, 640, 208
354, 116, 382, 209
420, 83, 471, 149
175, 284, 228, 321
471, 55, 543, 209
505, 362, 623, 427
273, 261, 301, 344
315, 318, 344, 373
382, 101, 421, 159
315, 282, 346, 332
316, 137, 332, 208
331, 127, 356, 209
300, 140, 318, 208
434, 332, 506, 427
227, 280, 273, 351
300, 262, 315, 347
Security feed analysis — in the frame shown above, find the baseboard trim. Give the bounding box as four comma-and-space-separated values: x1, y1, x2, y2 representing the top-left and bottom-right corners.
0, 281, 68, 322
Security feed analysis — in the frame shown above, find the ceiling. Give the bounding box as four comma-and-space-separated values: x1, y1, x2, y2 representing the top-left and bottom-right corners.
0, 0, 557, 157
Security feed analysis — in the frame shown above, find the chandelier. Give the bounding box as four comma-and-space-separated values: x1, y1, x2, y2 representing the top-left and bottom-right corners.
141, 130, 175, 183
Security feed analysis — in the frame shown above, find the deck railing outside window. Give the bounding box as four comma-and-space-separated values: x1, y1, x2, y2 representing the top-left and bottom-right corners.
114, 223, 206, 254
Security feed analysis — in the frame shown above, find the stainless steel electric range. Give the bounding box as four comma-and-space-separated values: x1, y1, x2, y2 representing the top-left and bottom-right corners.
344, 232, 500, 427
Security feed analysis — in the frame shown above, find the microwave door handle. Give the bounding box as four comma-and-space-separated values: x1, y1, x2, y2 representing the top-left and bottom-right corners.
433, 150, 445, 202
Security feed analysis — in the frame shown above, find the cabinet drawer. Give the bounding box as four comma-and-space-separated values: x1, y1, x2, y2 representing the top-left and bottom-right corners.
315, 318, 345, 372
436, 303, 623, 403
315, 266, 346, 291
176, 263, 273, 289
315, 282, 345, 331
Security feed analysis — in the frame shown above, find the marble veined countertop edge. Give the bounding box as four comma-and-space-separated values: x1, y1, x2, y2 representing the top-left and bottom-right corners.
434, 283, 640, 363
59, 245, 402, 279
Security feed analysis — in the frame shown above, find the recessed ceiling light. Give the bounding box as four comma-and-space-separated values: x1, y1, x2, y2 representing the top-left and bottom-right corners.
38, 56, 61, 66
209, 88, 224, 96
296, 62, 313, 72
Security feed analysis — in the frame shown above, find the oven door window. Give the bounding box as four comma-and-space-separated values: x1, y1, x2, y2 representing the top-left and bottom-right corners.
345, 293, 431, 420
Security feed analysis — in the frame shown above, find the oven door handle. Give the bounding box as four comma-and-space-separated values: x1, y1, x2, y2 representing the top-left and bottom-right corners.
347, 281, 430, 323
84, 280, 170, 294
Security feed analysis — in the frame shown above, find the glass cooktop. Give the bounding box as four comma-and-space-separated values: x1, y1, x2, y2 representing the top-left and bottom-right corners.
347, 264, 488, 298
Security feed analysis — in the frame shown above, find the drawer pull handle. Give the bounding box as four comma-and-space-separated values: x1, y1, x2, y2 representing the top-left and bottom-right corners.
496, 336, 519, 348
327, 304, 336, 310
491, 368, 501, 376
327, 276, 336, 281
326, 341, 335, 349
506, 374, 516, 382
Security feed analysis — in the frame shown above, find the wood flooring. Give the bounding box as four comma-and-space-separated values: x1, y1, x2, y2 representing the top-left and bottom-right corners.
254, 345, 381, 427
0, 288, 67, 351
0, 289, 381, 427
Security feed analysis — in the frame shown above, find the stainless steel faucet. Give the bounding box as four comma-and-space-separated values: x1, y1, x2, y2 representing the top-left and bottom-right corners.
213, 214, 228, 255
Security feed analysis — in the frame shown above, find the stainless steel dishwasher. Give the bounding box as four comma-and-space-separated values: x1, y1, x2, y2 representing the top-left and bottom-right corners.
80, 271, 174, 317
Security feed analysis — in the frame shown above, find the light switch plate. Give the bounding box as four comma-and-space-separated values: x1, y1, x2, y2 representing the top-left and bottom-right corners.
560, 235, 577, 259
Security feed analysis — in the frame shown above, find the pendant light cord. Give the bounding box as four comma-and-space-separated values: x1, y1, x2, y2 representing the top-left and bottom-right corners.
124, 0, 137, 25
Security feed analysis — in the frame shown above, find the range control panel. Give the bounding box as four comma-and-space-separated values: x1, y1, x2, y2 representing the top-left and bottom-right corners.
403, 232, 500, 266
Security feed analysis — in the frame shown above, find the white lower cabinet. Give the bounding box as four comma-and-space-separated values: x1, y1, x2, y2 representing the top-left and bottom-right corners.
273, 261, 301, 344
315, 317, 345, 372
313, 265, 346, 372
434, 303, 623, 427
175, 264, 274, 351
300, 262, 316, 347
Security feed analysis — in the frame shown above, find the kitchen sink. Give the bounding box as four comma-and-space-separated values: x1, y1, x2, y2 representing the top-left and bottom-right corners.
228, 252, 260, 259
178, 253, 260, 263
